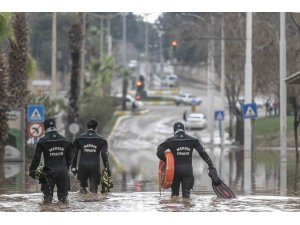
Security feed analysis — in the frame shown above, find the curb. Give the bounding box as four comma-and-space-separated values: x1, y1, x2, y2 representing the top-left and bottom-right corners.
135, 109, 150, 115
107, 114, 130, 167
128, 89, 179, 96
144, 101, 175, 106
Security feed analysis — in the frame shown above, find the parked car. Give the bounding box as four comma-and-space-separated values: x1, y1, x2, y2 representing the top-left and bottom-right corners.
128, 60, 138, 69
161, 74, 178, 87
125, 94, 144, 110
185, 113, 208, 130
174, 93, 202, 106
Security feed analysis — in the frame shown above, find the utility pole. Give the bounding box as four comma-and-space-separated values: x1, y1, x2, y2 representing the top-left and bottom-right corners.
244, 12, 253, 194
219, 13, 225, 178
80, 12, 86, 97
51, 12, 57, 99
145, 14, 149, 82
208, 14, 215, 146
107, 13, 112, 56
280, 12, 287, 195
122, 13, 127, 67
158, 30, 164, 77
100, 17, 104, 58
220, 13, 225, 151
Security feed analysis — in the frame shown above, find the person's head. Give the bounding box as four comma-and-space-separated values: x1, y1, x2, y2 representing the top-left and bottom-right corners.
44, 118, 56, 130
173, 122, 185, 134
87, 118, 98, 130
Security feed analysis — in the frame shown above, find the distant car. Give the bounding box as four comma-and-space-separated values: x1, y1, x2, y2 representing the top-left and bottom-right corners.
175, 93, 202, 106
185, 113, 208, 130
125, 94, 144, 110
161, 74, 178, 87
128, 60, 138, 69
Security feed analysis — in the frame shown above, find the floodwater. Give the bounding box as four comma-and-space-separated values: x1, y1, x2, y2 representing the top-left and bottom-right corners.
1, 148, 300, 212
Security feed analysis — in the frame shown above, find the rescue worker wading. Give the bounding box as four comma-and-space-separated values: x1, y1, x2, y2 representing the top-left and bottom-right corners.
71, 118, 111, 194
29, 118, 73, 204
157, 122, 221, 198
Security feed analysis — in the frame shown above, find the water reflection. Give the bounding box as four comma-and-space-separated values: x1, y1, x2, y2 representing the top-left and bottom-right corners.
0, 162, 25, 194
0, 149, 299, 198
294, 158, 300, 195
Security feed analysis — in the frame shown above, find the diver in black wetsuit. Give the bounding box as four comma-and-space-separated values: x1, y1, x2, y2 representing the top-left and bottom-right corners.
71, 118, 111, 194
29, 118, 73, 204
157, 122, 221, 198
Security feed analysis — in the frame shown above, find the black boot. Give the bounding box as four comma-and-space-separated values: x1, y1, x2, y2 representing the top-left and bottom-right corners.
80, 186, 88, 194
58, 196, 69, 205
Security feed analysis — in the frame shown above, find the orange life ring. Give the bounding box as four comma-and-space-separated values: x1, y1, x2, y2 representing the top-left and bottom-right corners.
158, 150, 175, 189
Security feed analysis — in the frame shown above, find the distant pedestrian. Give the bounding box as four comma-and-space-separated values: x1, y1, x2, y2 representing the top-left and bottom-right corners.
265, 101, 269, 117
183, 111, 187, 122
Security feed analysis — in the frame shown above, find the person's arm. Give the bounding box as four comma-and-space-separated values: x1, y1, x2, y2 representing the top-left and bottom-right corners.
157, 141, 169, 162
195, 140, 221, 185
29, 142, 43, 179
194, 140, 214, 168
71, 139, 80, 169
65, 142, 73, 170
100, 141, 111, 176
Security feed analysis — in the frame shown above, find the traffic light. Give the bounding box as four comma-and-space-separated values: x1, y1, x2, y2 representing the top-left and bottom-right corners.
171, 40, 177, 52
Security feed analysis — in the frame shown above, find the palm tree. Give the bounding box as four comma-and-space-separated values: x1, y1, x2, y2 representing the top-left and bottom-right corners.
0, 13, 14, 165
67, 13, 83, 139
8, 12, 29, 108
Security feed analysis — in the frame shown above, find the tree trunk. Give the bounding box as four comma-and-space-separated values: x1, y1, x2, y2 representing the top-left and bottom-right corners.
67, 15, 83, 139
8, 12, 29, 108
0, 53, 9, 164
291, 96, 300, 160
294, 112, 299, 160
235, 115, 244, 145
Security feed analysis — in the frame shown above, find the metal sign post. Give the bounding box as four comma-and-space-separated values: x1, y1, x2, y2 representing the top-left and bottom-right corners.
214, 110, 225, 178
69, 123, 80, 141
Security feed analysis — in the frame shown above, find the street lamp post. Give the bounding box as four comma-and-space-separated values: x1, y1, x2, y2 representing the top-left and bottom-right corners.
244, 12, 253, 194
208, 14, 215, 146
279, 12, 287, 195
122, 13, 127, 67
80, 12, 86, 97
145, 14, 149, 84
51, 12, 57, 100
158, 30, 164, 77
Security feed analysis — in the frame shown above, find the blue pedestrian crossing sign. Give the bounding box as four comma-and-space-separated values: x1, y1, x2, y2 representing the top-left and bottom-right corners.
214, 110, 224, 121
242, 103, 257, 119
27, 105, 45, 122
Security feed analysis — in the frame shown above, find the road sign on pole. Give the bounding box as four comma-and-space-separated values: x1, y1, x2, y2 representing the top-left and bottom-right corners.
27, 105, 45, 122
242, 103, 257, 119
27, 123, 44, 138
214, 110, 224, 121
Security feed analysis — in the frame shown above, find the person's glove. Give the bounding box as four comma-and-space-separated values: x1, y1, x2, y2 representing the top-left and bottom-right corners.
29, 170, 36, 179
208, 167, 221, 185
71, 167, 78, 175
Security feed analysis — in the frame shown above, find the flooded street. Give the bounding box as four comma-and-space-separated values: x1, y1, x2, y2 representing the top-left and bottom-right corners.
1, 192, 300, 212
1, 105, 300, 211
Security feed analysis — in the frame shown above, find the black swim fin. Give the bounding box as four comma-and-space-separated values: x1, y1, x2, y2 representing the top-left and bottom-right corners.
212, 180, 236, 199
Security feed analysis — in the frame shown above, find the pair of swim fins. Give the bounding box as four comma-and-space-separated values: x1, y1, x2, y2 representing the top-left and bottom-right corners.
212, 180, 236, 199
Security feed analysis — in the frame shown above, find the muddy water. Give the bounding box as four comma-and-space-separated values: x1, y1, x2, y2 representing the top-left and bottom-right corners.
1, 148, 300, 211
1, 192, 300, 212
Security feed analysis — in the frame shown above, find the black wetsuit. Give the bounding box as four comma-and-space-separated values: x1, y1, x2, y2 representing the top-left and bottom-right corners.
157, 131, 214, 198
29, 128, 73, 203
72, 129, 110, 193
